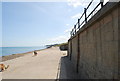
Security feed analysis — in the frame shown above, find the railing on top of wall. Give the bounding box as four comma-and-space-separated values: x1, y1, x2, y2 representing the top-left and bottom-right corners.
70, 0, 104, 37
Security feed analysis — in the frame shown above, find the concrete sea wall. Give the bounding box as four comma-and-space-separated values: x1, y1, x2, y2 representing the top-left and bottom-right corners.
68, 2, 120, 79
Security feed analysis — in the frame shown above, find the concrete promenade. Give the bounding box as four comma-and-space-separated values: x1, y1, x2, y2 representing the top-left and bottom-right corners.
1, 47, 67, 79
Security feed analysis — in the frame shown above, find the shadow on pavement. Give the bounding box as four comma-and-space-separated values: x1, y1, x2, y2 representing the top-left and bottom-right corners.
56, 56, 81, 80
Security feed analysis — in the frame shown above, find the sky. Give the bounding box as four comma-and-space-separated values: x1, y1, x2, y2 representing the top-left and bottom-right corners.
1, 0, 109, 47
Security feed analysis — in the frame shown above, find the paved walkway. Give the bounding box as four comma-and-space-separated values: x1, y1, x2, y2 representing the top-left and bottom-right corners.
2, 47, 64, 79
1, 47, 80, 80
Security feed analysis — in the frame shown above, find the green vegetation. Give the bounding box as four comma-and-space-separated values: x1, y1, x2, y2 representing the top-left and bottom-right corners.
54, 42, 68, 47
46, 42, 68, 48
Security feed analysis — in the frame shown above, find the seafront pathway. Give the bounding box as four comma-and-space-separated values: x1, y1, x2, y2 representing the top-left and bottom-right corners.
2, 47, 67, 79
2, 47, 79, 81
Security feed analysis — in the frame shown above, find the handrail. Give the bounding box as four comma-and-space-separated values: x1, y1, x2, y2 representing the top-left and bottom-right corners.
70, 0, 104, 37
87, 2, 101, 19
86, 0, 94, 10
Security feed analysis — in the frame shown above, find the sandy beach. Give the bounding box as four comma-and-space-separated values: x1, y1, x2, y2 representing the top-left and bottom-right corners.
0, 47, 68, 79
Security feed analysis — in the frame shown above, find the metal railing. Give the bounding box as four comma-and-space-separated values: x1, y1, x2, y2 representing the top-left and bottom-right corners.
70, 0, 104, 37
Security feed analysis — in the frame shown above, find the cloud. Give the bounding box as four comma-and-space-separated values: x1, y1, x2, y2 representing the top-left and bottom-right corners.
64, 27, 73, 33
71, 13, 82, 19
67, 0, 110, 8
48, 35, 69, 44
67, 0, 81, 8
66, 24, 70, 26
67, 0, 92, 8
51, 36, 69, 41
70, 0, 110, 21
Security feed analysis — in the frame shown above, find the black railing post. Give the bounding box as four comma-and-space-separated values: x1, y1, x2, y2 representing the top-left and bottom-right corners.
74, 25, 76, 33
84, 8, 87, 23
100, 0, 104, 8
70, 31, 72, 37
72, 29, 73, 36
71, 29, 73, 36
72, 29, 74, 36
78, 19, 80, 29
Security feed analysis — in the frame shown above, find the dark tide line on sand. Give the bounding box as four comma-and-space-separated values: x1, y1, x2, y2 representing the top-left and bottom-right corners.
0, 48, 47, 62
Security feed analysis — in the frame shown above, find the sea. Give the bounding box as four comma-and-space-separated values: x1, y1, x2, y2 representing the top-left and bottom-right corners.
0, 46, 46, 57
